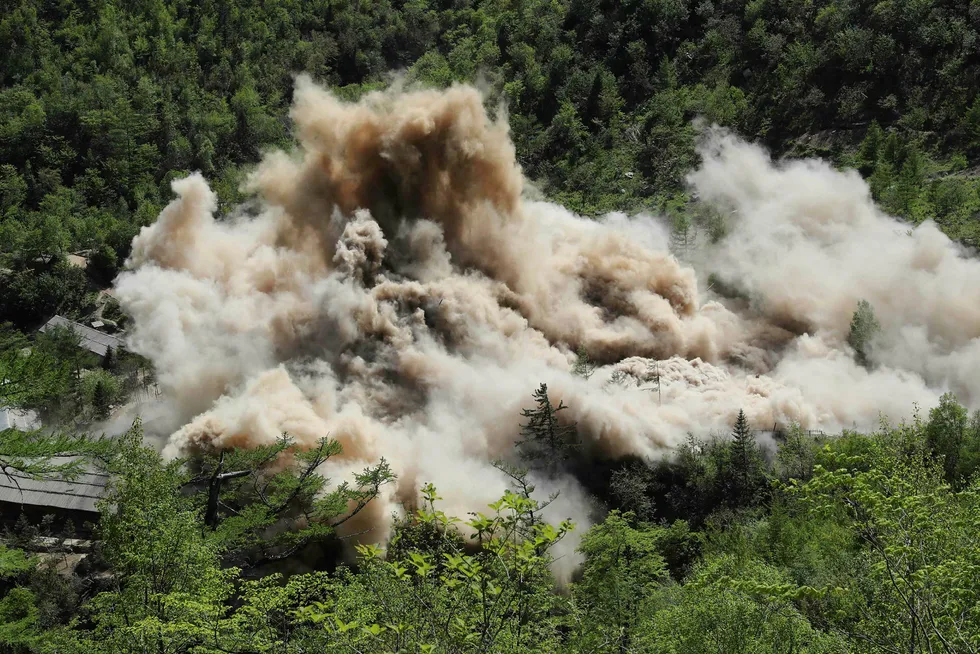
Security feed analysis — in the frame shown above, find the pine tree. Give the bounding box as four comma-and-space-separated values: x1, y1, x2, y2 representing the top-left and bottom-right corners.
728, 409, 759, 506
572, 346, 596, 379
0, 428, 118, 481
891, 143, 926, 217
101, 345, 116, 371
92, 379, 111, 419
881, 131, 905, 168
858, 121, 883, 175
731, 410, 753, 469
868, 159, 896, 204
516, 383, 577, 476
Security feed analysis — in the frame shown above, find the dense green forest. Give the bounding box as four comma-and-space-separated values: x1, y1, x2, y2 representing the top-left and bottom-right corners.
3, 390, 980, 652
3, 0, 980, 651
3, 0, 980, 331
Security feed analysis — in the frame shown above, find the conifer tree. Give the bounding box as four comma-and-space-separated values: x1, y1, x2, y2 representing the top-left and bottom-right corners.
881, 131, 905, 168
868, 159, 896, 204
101, 345, 116, 371
572, 346, 596, 379
895, 145, 925, 216
516, 383, 577, 476
92, 379, 111, 419
858, 121, 883, 175
0, 427, 117, 482
731, 409, 753, 475
726, 409, 761, 507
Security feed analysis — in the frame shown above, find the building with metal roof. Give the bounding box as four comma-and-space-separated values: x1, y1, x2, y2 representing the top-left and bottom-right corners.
0, 458, 108, 533
38, 315, 124, 357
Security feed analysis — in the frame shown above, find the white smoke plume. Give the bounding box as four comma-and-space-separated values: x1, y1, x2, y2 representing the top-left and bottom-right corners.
113, 77, 980, 567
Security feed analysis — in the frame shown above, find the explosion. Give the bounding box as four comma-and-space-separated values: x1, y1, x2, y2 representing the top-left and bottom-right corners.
113, 77, 980, 563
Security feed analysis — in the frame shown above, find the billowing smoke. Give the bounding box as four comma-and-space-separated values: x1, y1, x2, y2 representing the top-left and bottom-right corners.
113, 77, 980, 567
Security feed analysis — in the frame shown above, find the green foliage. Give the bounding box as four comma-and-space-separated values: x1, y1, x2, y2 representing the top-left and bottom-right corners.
51, 422, 394, 652
0, 0, 978, 278
794, 425, 980, 653
297, 484, 573, 653
0, 323, 71, 410
572, 512, 668, 652
0, 546, 35, 580
777, 423, 820, 483
68, 423, 236, 653
609, 461, 655, 521
964, 95, 980, 152
99, 346, 116, 372
925, 392, 980, 486
0, 587, 40, 652
0, 321, 141, 427
847, 299, 881, 368
0, 261, 90, 329
81, 369, 120, 419
87, 243, 118, 286
0, 424, 116, 482
7, 407, 980, 652
90, 379, 110, 419
669, 210, 696, 257
195, 434, 395, 565
638, 556, 847, 653
858, 121, 884, 175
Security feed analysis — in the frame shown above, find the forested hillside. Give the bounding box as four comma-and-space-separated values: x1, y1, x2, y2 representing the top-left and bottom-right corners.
3, 0, 980, 278
3, 0, 980, 652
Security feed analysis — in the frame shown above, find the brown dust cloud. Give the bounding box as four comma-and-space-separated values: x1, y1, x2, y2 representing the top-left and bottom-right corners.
112, 77, 980, 565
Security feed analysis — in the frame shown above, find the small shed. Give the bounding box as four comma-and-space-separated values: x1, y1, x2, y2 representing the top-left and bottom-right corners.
39, 315, 124, 357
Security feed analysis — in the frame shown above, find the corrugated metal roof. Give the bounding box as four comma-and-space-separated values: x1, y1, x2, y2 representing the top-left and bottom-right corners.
38, 315, 124, 357
0, 458, 108, 514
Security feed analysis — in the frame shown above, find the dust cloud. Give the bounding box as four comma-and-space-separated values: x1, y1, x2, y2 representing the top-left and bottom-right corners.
112, 77, 980, 562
